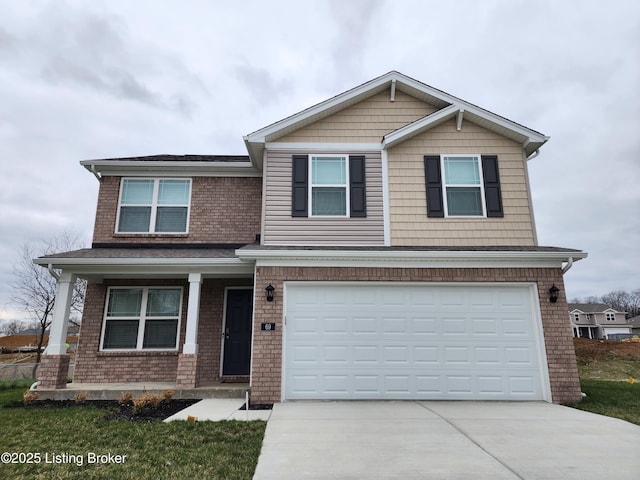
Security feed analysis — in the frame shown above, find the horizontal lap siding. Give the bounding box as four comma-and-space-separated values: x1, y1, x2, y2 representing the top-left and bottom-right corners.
264, 151, 384, 245
389, 119, 536, 246
276, 91, 437, 143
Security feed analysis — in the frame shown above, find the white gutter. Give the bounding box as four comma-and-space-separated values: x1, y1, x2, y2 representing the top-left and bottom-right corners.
562, 256, 574, 274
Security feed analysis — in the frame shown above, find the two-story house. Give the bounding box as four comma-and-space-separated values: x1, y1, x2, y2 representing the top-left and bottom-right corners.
35, 71, 587, 404
569, 303, 631, 339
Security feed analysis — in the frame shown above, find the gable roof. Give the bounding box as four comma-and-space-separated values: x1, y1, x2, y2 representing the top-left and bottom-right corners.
244, 71, 549, 168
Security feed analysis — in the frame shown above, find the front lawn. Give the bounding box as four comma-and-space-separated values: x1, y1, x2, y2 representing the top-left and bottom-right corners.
0, 382, 265, 480
566, 379, 640, 426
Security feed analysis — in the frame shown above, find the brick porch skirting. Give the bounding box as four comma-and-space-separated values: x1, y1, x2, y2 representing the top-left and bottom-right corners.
38, 355, 71, 389
176, 353, 200, 388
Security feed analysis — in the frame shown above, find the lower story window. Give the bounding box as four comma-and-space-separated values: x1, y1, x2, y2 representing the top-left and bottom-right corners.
102, 287, 182, 350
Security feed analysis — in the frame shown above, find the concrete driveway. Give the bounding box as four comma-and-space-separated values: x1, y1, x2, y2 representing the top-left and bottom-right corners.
253, 401, 640, 480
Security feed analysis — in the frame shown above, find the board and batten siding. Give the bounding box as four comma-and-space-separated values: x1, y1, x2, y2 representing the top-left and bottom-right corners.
276, 90, 438, 143
388, 118, 537, 247
263, 151, 384, 246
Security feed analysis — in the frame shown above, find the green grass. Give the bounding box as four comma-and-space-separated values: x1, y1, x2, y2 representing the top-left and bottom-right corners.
0, 382, 266, 480
567, 379, 640, 426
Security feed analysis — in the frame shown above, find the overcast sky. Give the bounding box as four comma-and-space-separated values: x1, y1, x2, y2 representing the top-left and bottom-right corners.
1, 0, 638, 324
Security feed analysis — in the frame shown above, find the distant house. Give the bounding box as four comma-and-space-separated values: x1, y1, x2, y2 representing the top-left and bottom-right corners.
627, 315, 640, 336
568, 303, 631, 340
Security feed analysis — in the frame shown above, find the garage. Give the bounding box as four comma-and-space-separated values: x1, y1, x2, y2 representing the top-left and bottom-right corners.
283, 283, 549, 401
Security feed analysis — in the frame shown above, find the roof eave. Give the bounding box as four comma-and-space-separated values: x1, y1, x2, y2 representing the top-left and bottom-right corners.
80, 160, 262, 177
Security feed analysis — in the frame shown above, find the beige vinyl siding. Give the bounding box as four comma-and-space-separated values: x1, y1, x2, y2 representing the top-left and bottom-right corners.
276, 91, 438, 143
389, 118, 537, 246
263, 151, 384, 245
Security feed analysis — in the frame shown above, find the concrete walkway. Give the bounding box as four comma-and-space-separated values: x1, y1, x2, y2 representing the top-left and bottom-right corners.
253, 401, 640, 480
164, 398, 272, 422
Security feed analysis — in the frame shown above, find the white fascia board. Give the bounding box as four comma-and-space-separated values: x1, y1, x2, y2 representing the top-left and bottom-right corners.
80, 160, 262, 177
244, 73, 396, 144
34, 257, 254, 278
236, 249, 587, 269
382, 105, 459, 148
265, 142, 383, 151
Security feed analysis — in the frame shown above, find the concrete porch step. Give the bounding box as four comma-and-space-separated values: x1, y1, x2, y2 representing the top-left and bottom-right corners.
35, 381, 250, 401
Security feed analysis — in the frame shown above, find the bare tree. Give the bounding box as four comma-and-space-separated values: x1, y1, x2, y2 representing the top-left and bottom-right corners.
0, 320, 27, 336
10, 232, 87, 363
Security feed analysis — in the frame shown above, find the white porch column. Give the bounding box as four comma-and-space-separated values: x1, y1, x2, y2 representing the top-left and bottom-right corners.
183, 273, 203, 354
45, 272, 77, 355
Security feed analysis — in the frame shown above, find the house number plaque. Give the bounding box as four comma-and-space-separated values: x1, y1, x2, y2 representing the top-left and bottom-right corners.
261, 323, 276, 331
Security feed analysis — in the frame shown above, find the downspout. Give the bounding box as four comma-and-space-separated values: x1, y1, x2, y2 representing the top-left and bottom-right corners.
90, 164, 101, 181
48, 264, 61, 281
562, 257, 574, 274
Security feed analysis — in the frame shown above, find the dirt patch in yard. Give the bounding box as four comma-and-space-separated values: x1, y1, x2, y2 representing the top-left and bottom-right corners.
574, 338, 640, 381
573, 338, 640, 364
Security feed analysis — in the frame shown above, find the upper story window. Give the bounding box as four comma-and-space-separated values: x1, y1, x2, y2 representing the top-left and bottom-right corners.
291, 154, 366, 218
101, 287, 182, 351
311, 155, 349, 216
424, 154, 503, 218
442, 156, 485, 217
573, 313, 580, 323
605, 313, 615, 322
117, 179, 191, 233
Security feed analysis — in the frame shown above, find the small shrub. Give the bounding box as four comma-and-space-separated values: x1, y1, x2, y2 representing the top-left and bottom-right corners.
23, 390, 39, 405
162, 389, 174, 400
118, 391, 133, 405
74, 391, 89, 404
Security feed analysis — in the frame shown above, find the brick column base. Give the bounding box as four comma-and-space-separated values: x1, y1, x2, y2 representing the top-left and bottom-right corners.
176, 353, 199, 388
37, 355, 71, 389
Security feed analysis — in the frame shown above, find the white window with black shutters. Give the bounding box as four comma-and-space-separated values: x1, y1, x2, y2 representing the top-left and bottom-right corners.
116, 178, 191, 233
291, 154, 366, 218
424, 154, 503, 218
101, 287, 182, 351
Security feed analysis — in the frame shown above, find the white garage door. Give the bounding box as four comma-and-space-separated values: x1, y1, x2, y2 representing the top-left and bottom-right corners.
284, 283, 548, 401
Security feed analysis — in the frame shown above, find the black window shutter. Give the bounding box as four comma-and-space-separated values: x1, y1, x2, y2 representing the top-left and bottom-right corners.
291, 155, 308, 217
349, 155, 366, 217
481, 155, 504, 217
424, 155, 444, 217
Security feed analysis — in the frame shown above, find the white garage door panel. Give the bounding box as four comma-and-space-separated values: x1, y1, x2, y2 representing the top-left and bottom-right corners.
284, 284, 546, 400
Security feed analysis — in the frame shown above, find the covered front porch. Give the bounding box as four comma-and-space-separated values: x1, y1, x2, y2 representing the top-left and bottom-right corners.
33, 247, 256, 392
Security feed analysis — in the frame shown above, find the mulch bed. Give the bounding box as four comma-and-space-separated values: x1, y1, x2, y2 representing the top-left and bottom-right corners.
5, 399, 272, 421
4, 399, 200, 422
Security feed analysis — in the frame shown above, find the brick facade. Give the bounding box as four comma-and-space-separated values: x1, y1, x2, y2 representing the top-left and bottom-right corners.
251, 266, 582, 405
38, 355, 71, 389
92, 176, 262, 245
72, 278, 252, 385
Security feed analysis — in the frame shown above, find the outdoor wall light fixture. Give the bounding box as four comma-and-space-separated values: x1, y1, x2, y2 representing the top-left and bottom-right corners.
549, 284, 559, 303
265, 284, 275, 302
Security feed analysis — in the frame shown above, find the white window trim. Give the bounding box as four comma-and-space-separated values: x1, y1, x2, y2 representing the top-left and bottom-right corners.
606, 313, 615, 322
441, 154, 487, 218
100, 286, 183, 351
308, 154, 350, 218
115, 178, 192, 234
